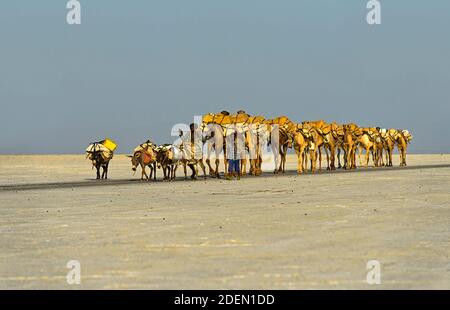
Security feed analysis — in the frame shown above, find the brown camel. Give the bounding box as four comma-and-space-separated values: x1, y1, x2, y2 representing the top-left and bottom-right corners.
301, 122, 329, 173
267, 116, 296, 174
293, 125, 310, 174
328, 124, 346, 169
380, 129, 411, 167
343, 123, 361, 170
356, 128, 379, 168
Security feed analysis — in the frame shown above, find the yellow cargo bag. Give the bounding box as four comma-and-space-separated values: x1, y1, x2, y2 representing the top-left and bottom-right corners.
100, 138, 117, 152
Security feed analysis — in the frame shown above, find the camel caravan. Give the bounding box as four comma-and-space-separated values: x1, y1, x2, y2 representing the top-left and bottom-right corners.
86, 111, 413, 181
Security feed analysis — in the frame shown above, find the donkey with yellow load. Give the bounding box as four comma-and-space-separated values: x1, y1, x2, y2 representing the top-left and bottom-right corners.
85, 138, 117, 179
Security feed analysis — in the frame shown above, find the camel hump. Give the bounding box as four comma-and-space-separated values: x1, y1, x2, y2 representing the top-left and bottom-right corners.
202, 113, 215, 124
247, 115, 265, 125
230, 113, 250, 124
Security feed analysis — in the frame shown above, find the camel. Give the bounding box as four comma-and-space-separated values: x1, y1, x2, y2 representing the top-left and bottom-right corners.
246, 121, 270, 176
241, 119, 270, 176
321, 123, 346, 169
379, 128, 395, 167
320, 122, 340, 170
343, 123, 362, 170
356, 128, 380, 168
302, 120, 336, 171
178, 125, 208, 180
127, 141, 157, 181
381, 129, 412, 167
293, 124, 310, 174
201, 112, 230, 178
202, 110, 265, 178
398, 129, 413, 166
267, 116, 296, 174
371, 127, 385, 167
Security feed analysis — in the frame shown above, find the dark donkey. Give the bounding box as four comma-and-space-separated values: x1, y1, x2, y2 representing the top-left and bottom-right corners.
88, 151, 111, 179
86, 141, 114, 180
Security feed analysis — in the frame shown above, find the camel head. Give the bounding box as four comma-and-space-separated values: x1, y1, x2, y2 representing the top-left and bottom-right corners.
401, 130, 413, 143
378, 128, 388, 140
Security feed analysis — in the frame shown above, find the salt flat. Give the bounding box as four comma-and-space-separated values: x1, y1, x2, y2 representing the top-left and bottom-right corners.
0, 154, 449, 289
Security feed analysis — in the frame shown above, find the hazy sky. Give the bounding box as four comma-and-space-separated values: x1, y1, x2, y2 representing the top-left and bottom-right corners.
1, 1, 449, 154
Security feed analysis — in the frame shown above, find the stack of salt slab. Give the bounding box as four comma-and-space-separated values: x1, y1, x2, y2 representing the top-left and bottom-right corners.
86, 139, 117, 161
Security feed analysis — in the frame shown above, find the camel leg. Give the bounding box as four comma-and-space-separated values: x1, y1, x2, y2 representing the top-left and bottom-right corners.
310, 150, 317, 173
193, 164, 199, 180
206, 158, 214, 176
357, 145, 363, 167
273, 146, 279, 174
214, 159, 220, 178
283, 145, 288, 173
277, 147, 283, 173
389, 149, 393, 167
399, 146, 407, 166
346, 148, 351, 170
241, 156, 247, 176
296, 147, 304, 174
365, 147, 370, 167
325, 147, 330, 170
329, 146, 336, 170
403, 147, 407, 166
164, 166, 169, 181
318, 147, 322, 171
337, 148, 342, 169
183, 162, 187, 180
172, 165, 178, 181
303, 149, 308, 171
343, 148, 348, 169
372, 149, 377, 167
200, 160, 207, 179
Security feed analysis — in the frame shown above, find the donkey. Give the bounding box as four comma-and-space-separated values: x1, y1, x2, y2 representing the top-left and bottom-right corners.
128, 144, 157, 181
89, 151, 111, 180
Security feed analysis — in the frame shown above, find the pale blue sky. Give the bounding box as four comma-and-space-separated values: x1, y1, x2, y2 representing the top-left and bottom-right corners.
0, 1, 449, 153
